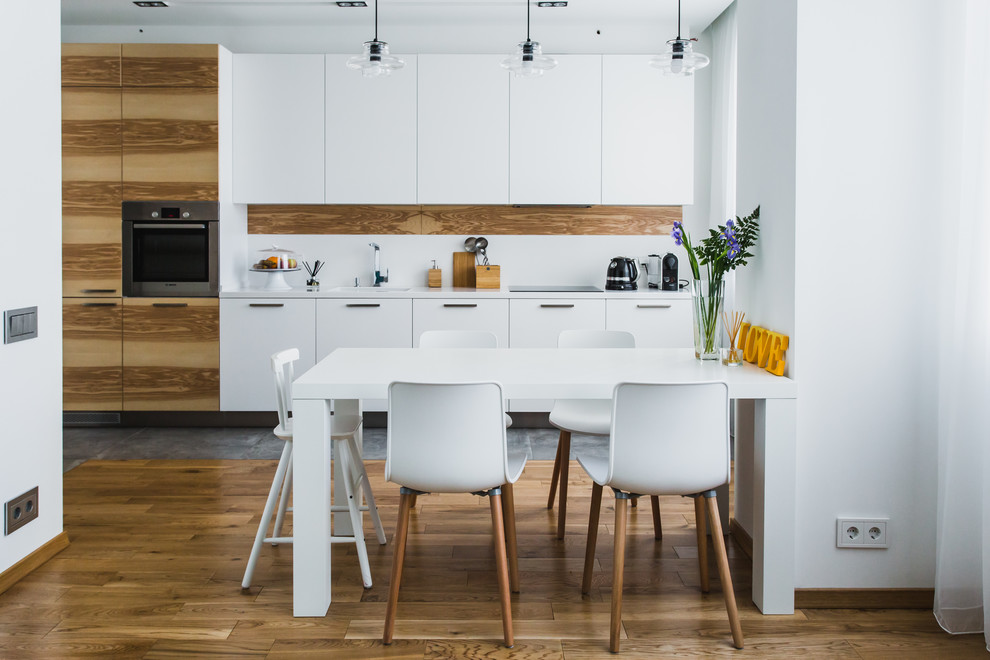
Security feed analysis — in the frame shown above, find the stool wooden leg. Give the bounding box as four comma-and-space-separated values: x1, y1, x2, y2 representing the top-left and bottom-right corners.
650, 495, 662, 540
502, 482, 520, 593
547, 437, 563, 509
383, 490, 414, 645
695, 495, 710, 593
610, 496, 628, 653
490, 492, 515, 648
706, 495, 743, 649
582, 482, 603, 594
556, 431, 571, 540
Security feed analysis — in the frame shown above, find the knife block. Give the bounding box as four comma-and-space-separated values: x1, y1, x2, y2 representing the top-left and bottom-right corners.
453, 252, 476, 287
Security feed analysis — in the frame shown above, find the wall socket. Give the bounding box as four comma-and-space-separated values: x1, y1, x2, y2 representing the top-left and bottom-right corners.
5, 487, 39, 535
837, 518, 888, 548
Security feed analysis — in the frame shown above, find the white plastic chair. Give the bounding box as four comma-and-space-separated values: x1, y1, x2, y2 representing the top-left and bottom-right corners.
241, 348, 386, 590
418, 330, 513, 428
578, 381, 743, 653
548, 329, 654, 540
383, 381, 527, 648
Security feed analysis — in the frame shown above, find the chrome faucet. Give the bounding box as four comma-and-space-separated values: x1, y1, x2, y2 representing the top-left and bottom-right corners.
369, 242, 388, 286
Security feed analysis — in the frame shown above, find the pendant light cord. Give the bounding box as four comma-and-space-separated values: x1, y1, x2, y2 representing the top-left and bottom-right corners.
526, 0, 531, 42
676, 0, 682, 40
374, 0, 379, 41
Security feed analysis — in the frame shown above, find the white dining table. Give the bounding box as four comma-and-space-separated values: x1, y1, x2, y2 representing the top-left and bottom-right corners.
290, 347, 797, 617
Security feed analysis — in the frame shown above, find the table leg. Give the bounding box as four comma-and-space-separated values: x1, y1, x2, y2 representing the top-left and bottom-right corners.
333, 399, 362, 536
292, 398, 333, 617
752, 397, 796, 614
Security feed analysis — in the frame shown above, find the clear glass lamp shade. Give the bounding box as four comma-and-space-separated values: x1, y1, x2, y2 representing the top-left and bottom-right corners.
649, 38, 710, 76
501, 40, 557, 77
346, 40, 405, 78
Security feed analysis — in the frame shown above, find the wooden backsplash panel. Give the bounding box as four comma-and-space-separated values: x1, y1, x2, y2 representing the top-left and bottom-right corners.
248, 205, 680, 236
248, 206, 424, 234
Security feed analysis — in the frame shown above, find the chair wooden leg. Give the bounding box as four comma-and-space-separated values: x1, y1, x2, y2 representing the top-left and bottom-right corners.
242, 440, 291, 589
694, 495, 710, 593
547, 438, 563, 509
383, 490, 414, 645
582, 482, 603, 594
706, 495, 744, 650
631, 497, 638, 508
651, 495, 662, 540
556, 431, 571, 540
610, 496, 628, 653
272, 457, 292, 544
489, 492, 515, 648
501, 482, 520, 593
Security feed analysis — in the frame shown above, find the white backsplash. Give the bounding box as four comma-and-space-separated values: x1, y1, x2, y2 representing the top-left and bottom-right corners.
229, 233, 685, 292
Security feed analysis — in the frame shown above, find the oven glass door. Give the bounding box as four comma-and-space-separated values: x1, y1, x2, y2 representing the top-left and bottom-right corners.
131, 223, 209, 283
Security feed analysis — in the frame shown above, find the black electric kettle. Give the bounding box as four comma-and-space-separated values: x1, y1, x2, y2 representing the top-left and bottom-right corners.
605, 257, 639, 291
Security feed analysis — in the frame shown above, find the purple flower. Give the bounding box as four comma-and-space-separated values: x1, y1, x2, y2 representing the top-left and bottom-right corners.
673, 220, 682, 229
725, 219, 734, 229
672, 228, 683, 246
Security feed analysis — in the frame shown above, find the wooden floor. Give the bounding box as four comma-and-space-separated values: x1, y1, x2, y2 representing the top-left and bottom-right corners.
1, 459, 985, 659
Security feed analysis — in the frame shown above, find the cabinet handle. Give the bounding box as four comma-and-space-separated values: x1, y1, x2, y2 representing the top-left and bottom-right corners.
443, 303, 478, 308
249, 303, 285, 308
636, 304, 672, 309
346, 303, 381, 308
540, 304, 575, 308
152, 302, 189, 308
81, 302, 118, 307
81, 289, 117, 294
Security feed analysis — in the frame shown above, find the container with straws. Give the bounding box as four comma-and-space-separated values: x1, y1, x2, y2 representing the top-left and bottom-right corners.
721, 309, 745, 366
303, 260, 324, 291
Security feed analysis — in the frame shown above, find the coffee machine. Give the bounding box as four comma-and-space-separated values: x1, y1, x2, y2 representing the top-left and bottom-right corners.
661, 252, 679, 291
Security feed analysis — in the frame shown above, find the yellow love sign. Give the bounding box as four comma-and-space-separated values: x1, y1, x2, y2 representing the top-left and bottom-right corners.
738, 323, 789, 376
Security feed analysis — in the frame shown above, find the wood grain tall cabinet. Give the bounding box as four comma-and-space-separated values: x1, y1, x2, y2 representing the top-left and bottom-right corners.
62, 43, 220, 413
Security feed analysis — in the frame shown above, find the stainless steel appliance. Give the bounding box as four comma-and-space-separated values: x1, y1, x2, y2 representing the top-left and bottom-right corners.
605, 257, 639, 291
122, 201, 219, 297
646, 254, 662, 288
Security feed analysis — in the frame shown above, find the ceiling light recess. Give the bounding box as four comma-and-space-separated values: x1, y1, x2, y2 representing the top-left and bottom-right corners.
346, 0, 403, 77
649, 0, 710, 76
501, 0, 557, 77
133, 1, 168, 6
336, 2, 367, 6
537, 2, 567, 7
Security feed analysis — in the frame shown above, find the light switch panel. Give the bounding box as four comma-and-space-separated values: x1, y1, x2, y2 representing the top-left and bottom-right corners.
4, 306, 38, 344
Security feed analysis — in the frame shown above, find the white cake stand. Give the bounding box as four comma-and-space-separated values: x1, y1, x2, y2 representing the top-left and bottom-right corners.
251, 267, 300, 291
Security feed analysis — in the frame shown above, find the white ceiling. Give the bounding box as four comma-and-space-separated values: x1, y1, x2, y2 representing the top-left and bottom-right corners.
61, 0, 735, 54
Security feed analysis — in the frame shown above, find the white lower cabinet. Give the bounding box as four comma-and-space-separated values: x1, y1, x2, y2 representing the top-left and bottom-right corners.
220, 298, 317, 411
508, 299, 606, 412
317, 298, 413, 411
412, 299, 509, 347
605, 299, 693, 348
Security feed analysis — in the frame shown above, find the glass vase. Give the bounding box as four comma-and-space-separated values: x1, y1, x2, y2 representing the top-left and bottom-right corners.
691, 277, 724, 360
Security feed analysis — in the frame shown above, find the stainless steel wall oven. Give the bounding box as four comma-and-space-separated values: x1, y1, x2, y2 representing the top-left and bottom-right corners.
122, 201, 219, 297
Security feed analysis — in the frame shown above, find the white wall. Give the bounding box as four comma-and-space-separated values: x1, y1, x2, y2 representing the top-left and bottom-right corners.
0, 0, 64, 573
736, 0, 943, 588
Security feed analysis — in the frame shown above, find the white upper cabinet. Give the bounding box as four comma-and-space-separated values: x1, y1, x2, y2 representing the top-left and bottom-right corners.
509, 55, 603, 205
325, 55, 418, 204
601, 55, 694, 205
232, 54, 325, 204
418, 55, 510, 204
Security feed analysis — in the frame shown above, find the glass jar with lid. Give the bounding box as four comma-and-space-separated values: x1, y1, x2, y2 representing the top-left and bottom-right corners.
251, 245, 302, 290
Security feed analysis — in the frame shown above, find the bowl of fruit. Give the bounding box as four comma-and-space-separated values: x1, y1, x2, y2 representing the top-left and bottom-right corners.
251, 245, 302, 290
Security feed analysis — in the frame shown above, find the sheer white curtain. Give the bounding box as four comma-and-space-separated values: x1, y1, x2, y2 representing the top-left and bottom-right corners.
934, 0, 990, 650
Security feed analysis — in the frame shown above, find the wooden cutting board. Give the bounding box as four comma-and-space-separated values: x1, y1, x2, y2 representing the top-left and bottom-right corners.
452, 252, 476, 288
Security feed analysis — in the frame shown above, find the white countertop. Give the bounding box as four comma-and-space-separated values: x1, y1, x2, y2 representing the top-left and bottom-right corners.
219, 285, 691, 300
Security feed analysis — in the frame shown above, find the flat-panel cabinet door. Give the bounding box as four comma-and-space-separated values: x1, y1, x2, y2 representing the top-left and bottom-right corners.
63, 298, 122, 411
325, 55, 417, 204
509, 55, 602, 204
62, 87, 122, 298
62, 43, 121, 87
233, 55, 325, 203
605, 298, 692, 348
508, 298, 606, 412
122, 87, 218, 201
220, 299, 317, 411
418, 55, 509, 204
317, 298, 413, 411
123, 298, 219, 411
602, 55, 694, 205
412, 299, 509, 347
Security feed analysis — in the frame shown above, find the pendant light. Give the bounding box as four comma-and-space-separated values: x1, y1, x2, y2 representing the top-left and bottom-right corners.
501, 0, 556, 77
649, 0, 710, 76
346, 0, 404, 78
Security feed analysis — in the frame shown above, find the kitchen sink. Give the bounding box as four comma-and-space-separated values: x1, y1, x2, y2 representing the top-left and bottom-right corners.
330, 286, 411, 292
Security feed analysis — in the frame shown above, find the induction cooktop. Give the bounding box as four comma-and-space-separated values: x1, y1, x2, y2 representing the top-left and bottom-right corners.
508, 285, 603, 292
